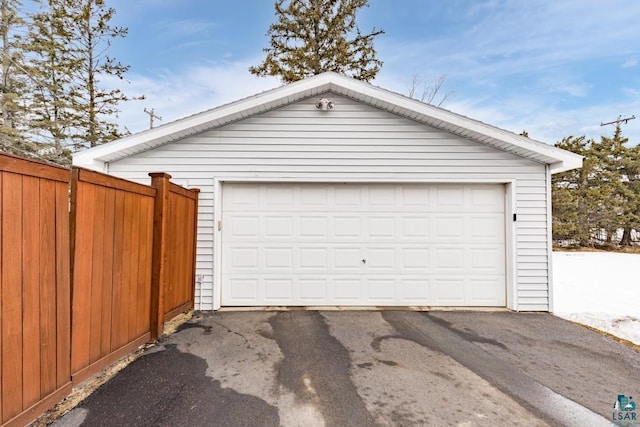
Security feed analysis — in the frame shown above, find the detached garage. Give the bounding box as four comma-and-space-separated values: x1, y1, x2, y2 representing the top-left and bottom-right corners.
73, 72, 582, 312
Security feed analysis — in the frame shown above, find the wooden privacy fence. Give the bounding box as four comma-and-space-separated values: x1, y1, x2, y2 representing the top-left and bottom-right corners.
150, 173, 200, 339
70, 168, 156, 383
0, 155, 72, 427
0, 154, 199, 427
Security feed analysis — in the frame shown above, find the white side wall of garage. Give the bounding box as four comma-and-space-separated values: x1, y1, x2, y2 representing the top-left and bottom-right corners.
104, 94, 550, 311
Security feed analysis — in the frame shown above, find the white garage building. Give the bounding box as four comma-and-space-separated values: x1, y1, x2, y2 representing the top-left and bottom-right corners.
73, 72, 582, 312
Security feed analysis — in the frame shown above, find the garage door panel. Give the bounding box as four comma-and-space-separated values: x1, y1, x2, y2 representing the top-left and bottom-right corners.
470, 215, 505, 241
470, 186, 504, 210
401, 248, 430, 270
264, 247, 293, 269
333, 248, 361, 270
401, 279, 430, 300
366, 248, 396, 270
300, 279, 328, 301
333, 216, 362, 237
300, 216, 327, 237
299, 248, 328, 269
264, 279, 293, 300
221, 183, 506, 307
229, 248, 259, 269
227, 184, 260, 210
401, 187, 430, 208
470, 278, 505, 304
230, 279, 259, 300
470, 247, 505, 273
230, 216, 259, 237
434, 278, 466, 304
335, 187, 361, 207
264, 216, 293, 238
368, 216, 395, 238
435, 248, 465, 271
434, 216, 466, 240
265, 186, 294, 208
334, 279, 362, 300
368, 278, 396, 301
400, 217, 430, 239
369, 186, 396, 206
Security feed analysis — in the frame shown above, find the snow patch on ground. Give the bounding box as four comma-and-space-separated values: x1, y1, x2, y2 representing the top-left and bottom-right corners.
553, 251, 640, 345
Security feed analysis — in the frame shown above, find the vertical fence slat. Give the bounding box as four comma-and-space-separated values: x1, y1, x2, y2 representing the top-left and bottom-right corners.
127, 195, 141, 343
89, 186, 106, 364
71, 180, 94, 375
22, 176, 41, 409
55, 181, 71, 390
119, 193, 133, 346
110, 190, 126, 352
2, 173, 24, 421
136, 198, 152, 337
175, 196, 186, 310
100, 189, 116, 357
39, 179, 57, 397
167, 194, 178, 312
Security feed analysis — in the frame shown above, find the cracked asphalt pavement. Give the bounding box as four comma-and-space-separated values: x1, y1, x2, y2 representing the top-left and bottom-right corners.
54, 311, 639, 426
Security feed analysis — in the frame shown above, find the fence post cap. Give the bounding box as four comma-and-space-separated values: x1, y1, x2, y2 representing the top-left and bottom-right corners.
149, 172, 172, 179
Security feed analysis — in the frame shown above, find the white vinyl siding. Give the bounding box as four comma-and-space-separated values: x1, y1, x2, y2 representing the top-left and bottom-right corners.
105, 94, 550, 311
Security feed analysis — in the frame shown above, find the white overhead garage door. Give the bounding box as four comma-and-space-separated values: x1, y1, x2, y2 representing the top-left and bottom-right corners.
221, 183, 506, 307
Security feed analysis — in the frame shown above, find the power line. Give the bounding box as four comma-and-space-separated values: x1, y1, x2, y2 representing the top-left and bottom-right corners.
143, 108, 162, 129
600, 115, 635, 127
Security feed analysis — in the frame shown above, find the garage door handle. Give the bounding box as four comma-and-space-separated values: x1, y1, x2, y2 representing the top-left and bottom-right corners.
362, 259, 366, 264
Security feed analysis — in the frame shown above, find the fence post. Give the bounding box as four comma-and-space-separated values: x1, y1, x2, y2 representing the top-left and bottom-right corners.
149, 172, 171, 341
189, 189, 200, 310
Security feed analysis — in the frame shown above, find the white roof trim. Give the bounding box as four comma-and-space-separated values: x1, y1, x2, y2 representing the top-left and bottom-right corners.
73, 72, 582, 173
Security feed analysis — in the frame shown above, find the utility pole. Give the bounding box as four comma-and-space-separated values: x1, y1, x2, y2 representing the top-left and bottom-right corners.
600, 115, 635, 127
143, 108, 162, 129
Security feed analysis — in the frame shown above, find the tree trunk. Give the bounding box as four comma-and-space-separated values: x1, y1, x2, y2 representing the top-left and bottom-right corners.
620, 227, 633, 246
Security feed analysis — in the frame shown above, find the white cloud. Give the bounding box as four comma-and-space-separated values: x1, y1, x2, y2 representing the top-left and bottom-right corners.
107, 60, 280, 134
379, 0, 640, 85
444, 92, 640, 144
152, 19, 217, 38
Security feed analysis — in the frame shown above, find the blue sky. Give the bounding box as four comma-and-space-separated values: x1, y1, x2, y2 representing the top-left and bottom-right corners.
107, 0, 640, 145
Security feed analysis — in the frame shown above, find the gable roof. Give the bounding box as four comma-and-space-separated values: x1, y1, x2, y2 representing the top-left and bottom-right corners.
73, 72, 582, 173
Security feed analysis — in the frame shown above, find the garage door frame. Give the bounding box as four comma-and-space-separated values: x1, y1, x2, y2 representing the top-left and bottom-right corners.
213, 177, 517, 310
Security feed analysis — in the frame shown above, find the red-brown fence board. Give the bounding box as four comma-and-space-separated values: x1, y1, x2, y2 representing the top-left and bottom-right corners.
70, 168, 155, 384
165, 183, 199, 318
0, 154, 198, 426
149, 174, 199, 339
0, 154, 72, 427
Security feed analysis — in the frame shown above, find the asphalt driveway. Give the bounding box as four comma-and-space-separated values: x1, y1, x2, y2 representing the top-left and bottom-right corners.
54, 311, 638, 426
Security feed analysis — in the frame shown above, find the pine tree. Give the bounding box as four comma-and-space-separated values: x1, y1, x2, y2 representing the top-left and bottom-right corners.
250, 0, 384, 83
589, 125, 628, 242
26, 0, 79, 159
552, 126, 639, 247
0, 0, 37, 157
27, 0, 139, 153
552, 136, 594, 245
619, 137, 640, 245
65, 0, 138, 148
